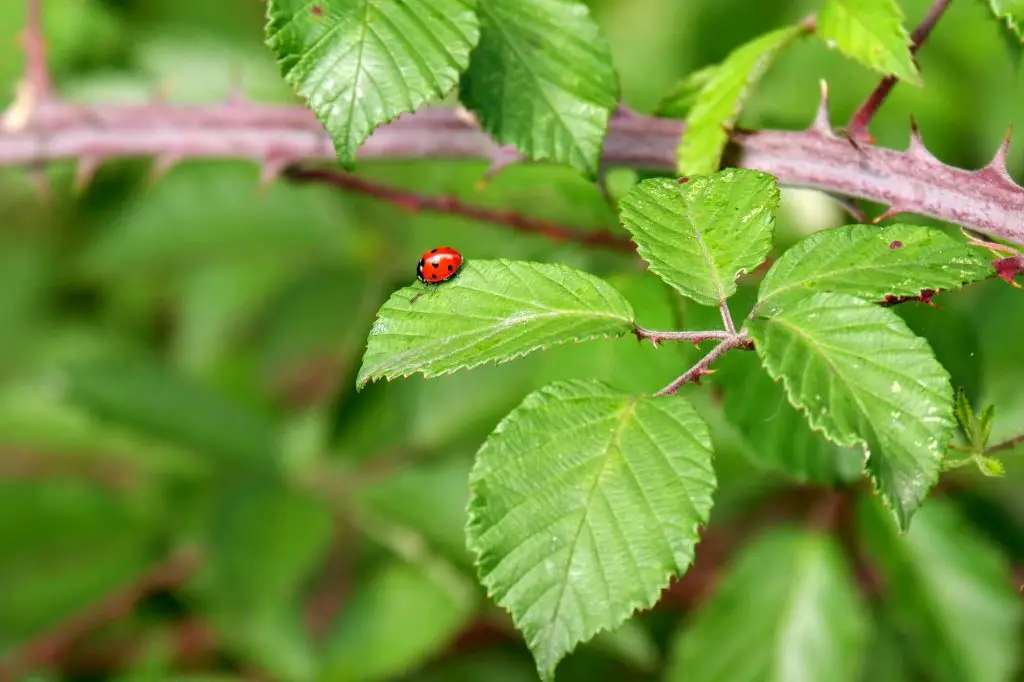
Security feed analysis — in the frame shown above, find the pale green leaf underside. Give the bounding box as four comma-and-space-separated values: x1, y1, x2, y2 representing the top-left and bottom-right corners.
677, 25, 804, 176
266, 0, 480, 165
467, 379, 716, 681
987, 0, 1024, 40
619, 169, 779, 307
757, 223, 993, 312
859, 498, 1024, 682
748, 293, 954, 530
667, 530, 868, 682
357, 260, 634, 387
460, 0, 618, 177
817, 0, 920, 85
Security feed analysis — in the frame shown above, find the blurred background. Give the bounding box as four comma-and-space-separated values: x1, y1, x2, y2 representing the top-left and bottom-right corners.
1, 0, 1022, 680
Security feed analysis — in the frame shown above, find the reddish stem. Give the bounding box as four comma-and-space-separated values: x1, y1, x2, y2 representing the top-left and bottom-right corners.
283, 165, 635, 252
846, 0, 953, 141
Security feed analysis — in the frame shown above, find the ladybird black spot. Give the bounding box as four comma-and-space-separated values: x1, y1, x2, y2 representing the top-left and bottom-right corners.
447, 264, 453, 271
432, 257, 441, 267
430, 248, 438, 253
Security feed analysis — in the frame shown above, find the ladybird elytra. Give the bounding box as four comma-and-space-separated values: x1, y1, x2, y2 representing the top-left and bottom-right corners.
416, 246, 463, 284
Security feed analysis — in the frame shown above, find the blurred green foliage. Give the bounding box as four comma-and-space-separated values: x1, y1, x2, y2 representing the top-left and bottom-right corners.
1, 0, 1023, 680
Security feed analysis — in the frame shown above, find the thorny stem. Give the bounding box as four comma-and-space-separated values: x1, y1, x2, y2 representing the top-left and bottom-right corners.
655, 332, 752, 396
283, 166, 635, 252
846, 0, 953, 141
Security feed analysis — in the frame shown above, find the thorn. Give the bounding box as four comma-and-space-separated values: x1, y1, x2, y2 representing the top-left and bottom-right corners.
74, 156, 103, 194
147, 154, 181, 185
960, 227, 1019, 256
978, 125, 1016, 185
809, 79, 834, 136
1, 79, 36, 132
906, 116, 937, 161
258, 157, 288, 194
873, 206, 906, 223
477, 144, 524, 190
453, 105, 478, 128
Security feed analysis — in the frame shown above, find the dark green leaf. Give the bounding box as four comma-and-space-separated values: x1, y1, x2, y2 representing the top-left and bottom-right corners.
467, 380, 716, 681
265, 0, 480, 165
985, 0, 1024, 41
748, 293, 955, 530
666, 530, 868, 682
321, 560, 476, 681
858, 497, 1023, 682
460, 0, 618, 176
62, 356, 280, 470
715, 348, 864, 484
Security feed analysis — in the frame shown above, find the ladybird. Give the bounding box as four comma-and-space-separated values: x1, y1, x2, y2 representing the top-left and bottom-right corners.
416, 246, 463, 284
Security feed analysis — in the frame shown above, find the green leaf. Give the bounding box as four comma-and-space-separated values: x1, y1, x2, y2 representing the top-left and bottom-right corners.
353, 458, 474, 568
676, 26, 804, 176
666, 530, 868, 682
715, 349, 864, 484
618, 169, 779, 307
0, 480, 154, 649
817, 0, 921, 86
265, 0, 480, 166
466, 379, 716, 681
858, 497, 1024, 682
977, 404, 996, 447
62, 356, 280, 470
459, 0, 618, 177
954, 387, 976, 444
201, 480, 333, 623
747, 293, 955, 530
357, 260, 635, 387
656, 64, 718, 119
320, 560, 476, 682
756, 224, 993, 313
985, 0, 1024, 41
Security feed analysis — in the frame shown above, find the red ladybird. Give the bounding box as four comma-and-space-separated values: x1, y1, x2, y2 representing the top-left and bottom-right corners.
416, 246, 463, 284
